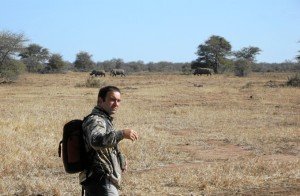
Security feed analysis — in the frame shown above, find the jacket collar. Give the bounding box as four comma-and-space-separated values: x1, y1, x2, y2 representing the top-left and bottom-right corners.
92, 106, 114, 121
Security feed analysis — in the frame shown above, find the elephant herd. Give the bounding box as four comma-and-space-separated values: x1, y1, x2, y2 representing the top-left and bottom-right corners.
90, 69, 126, 77
90, 68, 214, 77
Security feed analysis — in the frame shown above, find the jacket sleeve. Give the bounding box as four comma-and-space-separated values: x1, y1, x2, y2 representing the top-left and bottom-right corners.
84, 115, 123, 150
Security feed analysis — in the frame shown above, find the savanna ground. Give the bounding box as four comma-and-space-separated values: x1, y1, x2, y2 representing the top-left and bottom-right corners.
0, 71, 299, 196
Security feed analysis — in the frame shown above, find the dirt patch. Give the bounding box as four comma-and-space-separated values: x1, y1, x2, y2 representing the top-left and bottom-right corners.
180, 140, 299, 162
180, 140, 253, 161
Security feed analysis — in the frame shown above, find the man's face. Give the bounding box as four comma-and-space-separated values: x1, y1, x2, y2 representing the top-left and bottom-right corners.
98, 91, 121, 115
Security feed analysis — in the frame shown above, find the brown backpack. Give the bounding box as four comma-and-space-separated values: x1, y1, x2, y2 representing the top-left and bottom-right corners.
58, 114, 96, 174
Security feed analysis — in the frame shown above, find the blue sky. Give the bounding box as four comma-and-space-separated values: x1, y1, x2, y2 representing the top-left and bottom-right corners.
1, 0, 299, 63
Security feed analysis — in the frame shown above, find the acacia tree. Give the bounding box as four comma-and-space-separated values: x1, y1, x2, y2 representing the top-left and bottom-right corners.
74, 51, 95, 71
193, 35, 232, 73
19, 43, 49, 72
234, 46, 261, 63
0, 31, 27, 81
233, 46, 261, 77
0, 31, 27, 65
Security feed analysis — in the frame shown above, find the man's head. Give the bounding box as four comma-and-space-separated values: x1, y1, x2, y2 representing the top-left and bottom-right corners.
97, 86, 121, 115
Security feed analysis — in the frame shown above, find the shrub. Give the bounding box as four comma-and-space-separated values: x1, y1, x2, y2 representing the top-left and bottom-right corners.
287, 74, 300, 87
85, 77, 101, 88
234, 59, 252, 77
0, 60, 26, 82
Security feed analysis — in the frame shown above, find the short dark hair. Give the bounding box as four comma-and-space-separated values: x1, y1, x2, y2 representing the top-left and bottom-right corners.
98, 86, 121, 101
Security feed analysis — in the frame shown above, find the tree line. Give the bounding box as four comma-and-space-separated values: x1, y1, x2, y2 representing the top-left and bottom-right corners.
0, 30, 299, 82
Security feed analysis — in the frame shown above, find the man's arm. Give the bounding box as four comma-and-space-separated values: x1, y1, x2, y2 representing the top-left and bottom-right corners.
85, 116, 123, 149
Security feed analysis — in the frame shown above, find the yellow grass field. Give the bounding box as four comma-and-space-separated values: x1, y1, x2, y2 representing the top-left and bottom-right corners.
0, 72, 299, 195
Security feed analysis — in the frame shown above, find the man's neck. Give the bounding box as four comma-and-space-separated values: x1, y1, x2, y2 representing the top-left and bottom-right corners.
96, 106, 113, 121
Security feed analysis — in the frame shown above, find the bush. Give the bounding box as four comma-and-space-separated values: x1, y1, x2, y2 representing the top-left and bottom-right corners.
287, 74, 300, 87
0, 60, 26, 82
234, 59, 252, 77
85, 77, 101, 88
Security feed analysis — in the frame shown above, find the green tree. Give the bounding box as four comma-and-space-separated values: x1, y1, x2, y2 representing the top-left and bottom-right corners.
233, 46, 261, 76
19, 43, 49, 72
234, 46, 261, 62
0, 31, 27, 81
47, 53, 66, 73
194, 35, 232, 73
74, 51, 95, 71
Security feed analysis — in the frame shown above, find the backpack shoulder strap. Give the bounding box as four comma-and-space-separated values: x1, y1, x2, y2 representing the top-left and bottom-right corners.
82, 113, 99, 164
83, 113, 96, 123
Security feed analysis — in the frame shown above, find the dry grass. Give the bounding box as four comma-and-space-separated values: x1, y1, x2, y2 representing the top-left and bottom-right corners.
0, 72, 299, 195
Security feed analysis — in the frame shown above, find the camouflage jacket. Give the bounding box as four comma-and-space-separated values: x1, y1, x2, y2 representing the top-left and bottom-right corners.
79, 106, 124, 188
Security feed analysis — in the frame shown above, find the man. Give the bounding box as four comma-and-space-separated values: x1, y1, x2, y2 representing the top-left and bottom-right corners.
80, 86, 138, 196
